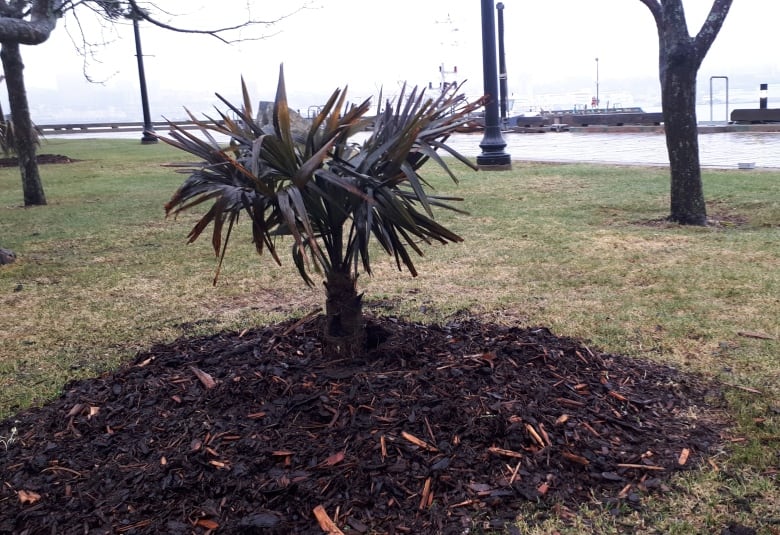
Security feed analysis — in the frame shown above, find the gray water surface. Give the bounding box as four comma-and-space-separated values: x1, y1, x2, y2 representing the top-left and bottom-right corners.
448, 131, 780, 170
47, 128, 780, 170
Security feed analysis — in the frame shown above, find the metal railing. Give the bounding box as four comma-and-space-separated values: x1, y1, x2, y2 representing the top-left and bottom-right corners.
34, 121, 213, 136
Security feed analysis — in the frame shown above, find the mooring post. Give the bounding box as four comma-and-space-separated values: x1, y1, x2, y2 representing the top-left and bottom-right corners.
760, 83, 768, 110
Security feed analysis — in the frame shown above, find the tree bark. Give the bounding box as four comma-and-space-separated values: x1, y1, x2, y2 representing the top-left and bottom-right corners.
661, 41, 705, 225
0, 1, 60, 45
1, 41, 45, 206
0, 0, 62, 207
323, 271, 365, 358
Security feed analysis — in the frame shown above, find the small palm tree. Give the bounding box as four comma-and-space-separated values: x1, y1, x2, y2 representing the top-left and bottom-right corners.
162, 66, 483, 356
0, 76, 39, 157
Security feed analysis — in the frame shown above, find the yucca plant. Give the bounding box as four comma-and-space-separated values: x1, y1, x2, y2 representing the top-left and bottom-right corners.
0, 97, 39, 157
0, 100, 23, 157
162, 65, 483, 357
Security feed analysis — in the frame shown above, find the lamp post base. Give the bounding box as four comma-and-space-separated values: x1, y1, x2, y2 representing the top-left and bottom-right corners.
477, 125, 511, 170
141, 128, 158, 145
476, 153, 512, 170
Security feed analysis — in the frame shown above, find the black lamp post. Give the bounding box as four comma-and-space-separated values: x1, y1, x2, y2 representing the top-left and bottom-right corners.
477, 0, 511, 169
594, 57, 599, 108
496, 2, 508, 128
132, 13, 157, 144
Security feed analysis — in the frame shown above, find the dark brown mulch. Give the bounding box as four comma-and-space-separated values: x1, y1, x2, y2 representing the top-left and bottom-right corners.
0, 314, 727, 534
0, 154, 75, 167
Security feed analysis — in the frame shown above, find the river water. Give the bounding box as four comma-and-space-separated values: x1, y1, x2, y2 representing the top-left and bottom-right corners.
47, 126, 780, 170
448, 130, 780, 169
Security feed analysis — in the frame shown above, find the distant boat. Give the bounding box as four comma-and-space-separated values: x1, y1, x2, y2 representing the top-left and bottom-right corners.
506, 105, 664, 130
541, 106, 646, 116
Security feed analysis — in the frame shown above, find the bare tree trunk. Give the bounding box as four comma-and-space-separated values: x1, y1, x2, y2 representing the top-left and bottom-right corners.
1, 41, 46, 206
661, 46, 706, 225
323, 271, 365, 358
639, 0, 733, 226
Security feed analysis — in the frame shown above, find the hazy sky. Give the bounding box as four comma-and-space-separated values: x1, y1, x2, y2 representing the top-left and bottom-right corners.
13, 0, 780, 122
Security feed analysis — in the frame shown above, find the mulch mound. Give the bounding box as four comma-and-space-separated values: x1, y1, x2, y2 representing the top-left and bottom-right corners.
0, 154, 74, 167
0, 314, 727, 534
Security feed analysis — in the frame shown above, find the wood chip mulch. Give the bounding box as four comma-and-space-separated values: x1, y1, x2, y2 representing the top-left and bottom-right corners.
0, 154, 75, 167
0, 314, 728, 534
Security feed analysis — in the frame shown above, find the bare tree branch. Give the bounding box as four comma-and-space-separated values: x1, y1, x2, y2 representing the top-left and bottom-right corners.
124, 0, 310, 44
0, 0, 312, 206
64, 6, 121, 83
0, 0, 313, 46
693, 0, 733, 61
637, 0, 661, 26
0, 0, 60, 44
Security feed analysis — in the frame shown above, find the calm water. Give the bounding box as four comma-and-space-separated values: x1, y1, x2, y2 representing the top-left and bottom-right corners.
46, 128, 780, 170
448, 130, 780, 169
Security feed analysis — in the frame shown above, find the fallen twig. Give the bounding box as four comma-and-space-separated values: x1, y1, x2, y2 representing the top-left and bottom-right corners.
737, 331, 775, 340
401, 431, 438, 452
722, 382, 762, 394
617, 463, 665, 471
488, 446, 523, 459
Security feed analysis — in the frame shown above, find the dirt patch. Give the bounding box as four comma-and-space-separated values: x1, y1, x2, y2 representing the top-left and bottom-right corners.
634, 201, 750, 229
635, 214, 748, 229
0, 314, 728, 534
0, 154, 75, 167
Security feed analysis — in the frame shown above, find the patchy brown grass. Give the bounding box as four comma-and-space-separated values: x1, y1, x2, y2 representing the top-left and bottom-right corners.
0, 140, 778, 533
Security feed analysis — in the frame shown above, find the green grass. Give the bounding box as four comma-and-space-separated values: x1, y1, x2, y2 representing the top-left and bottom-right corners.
1, 139, 778, 533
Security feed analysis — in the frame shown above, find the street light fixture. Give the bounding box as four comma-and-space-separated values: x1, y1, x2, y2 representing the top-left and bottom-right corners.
477, 0, 511, 170
132, 11, 157, 144
594, 57, 599, 109
496, 2, 508, 128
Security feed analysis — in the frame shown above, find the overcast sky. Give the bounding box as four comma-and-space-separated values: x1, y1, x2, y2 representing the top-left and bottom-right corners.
13, 0, 780, 122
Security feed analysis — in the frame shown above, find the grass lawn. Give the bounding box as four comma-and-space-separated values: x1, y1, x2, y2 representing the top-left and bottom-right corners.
0, 138, 778, 533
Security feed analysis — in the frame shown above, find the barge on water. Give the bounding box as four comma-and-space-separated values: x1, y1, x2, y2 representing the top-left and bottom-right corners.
508, 107, 664, 131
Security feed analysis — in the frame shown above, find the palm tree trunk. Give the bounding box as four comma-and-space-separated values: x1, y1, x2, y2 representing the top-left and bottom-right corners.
323, 270, 365, 358
1, 41, 46, 206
